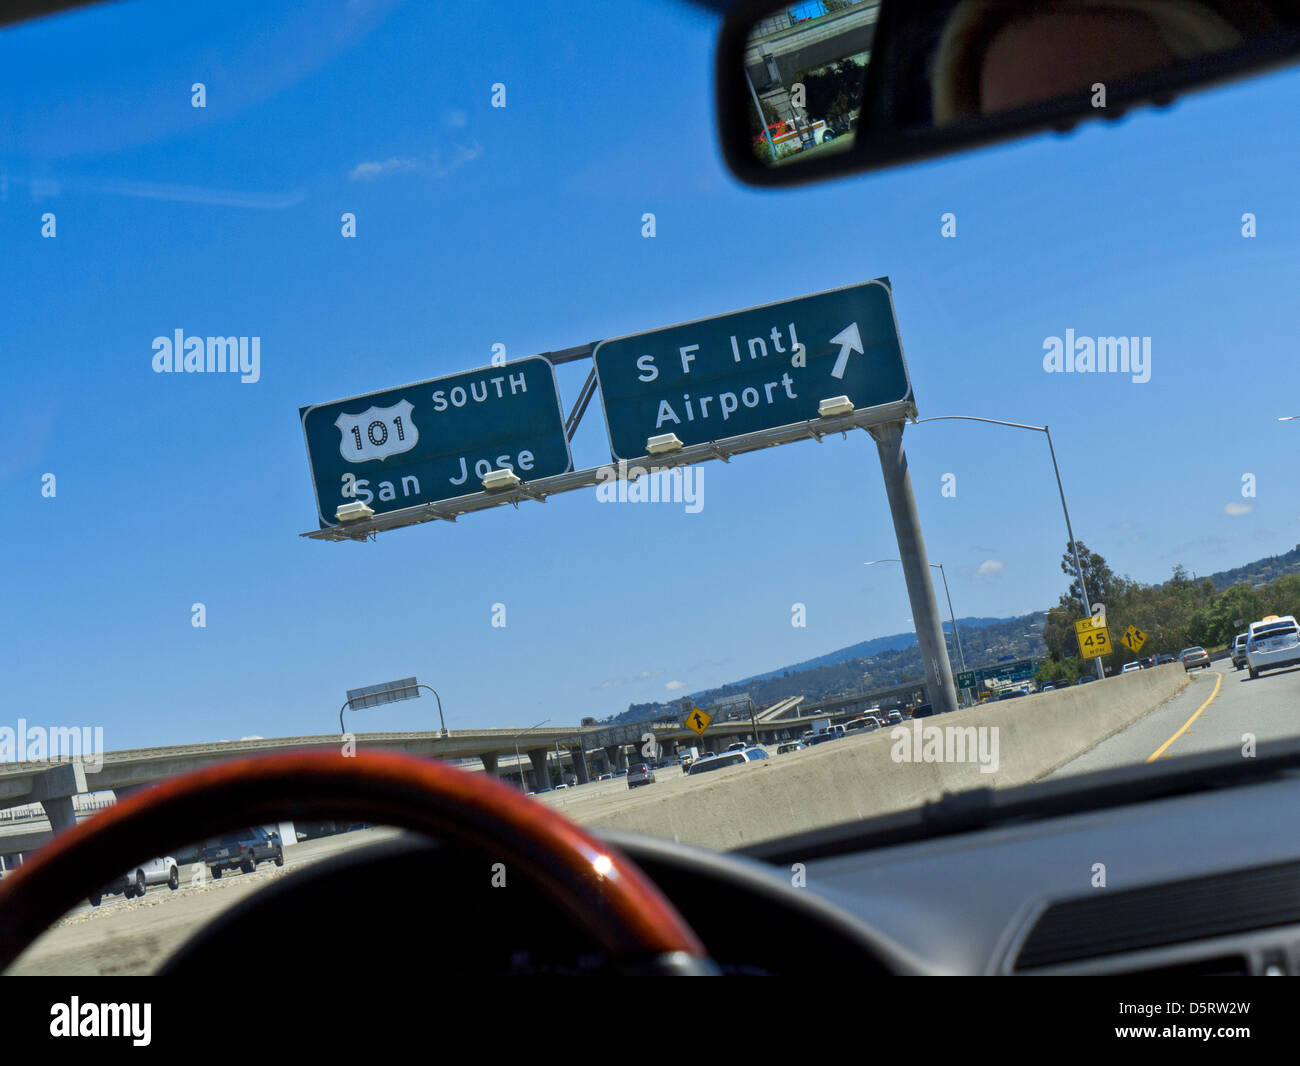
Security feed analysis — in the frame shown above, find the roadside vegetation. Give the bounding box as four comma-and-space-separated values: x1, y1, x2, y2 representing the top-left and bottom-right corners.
1039, 542, 1300, 684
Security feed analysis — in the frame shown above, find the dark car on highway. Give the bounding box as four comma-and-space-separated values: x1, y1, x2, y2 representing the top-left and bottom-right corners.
203, 827, 284, 879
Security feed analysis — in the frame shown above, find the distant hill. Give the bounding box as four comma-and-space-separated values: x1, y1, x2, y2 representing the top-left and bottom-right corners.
731, 616, 1009, 683
607, 612, 1048, 726
601, 543, 1300, 729
1197, 544, 1300, 592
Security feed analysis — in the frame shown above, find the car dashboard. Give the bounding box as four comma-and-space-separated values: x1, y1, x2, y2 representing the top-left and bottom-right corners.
744, 764, 1300, 976
151, 752, 1300, 976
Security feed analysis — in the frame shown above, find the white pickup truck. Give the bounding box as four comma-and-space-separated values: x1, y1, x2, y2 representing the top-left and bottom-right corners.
89, 856, 179, 907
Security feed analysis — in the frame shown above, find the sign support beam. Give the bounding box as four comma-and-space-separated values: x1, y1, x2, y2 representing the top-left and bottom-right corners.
869, 421, 958, 716
301, 399, 914, 541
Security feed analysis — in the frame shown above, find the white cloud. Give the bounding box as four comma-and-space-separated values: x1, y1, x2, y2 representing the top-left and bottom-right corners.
429, 140, 482, 177
1224, 502, 1253, 516
665, 680, 685, 691
598, 678, 625, 689
348, 156, 422, 181
66, 176, 306, 209
976, 559, 1006, 578
349, 142, 482, 183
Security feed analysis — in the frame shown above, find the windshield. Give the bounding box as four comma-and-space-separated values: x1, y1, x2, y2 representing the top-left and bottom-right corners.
1251, 623, 1298, 640
4, 0, 1300, 978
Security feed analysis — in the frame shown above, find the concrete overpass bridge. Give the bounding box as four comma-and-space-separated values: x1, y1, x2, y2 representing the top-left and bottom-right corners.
745, 0, 878, 137
0, 683, 927, 862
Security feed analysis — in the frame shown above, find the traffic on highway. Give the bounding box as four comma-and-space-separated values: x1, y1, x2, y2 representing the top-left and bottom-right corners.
2, 0, 1300, 1047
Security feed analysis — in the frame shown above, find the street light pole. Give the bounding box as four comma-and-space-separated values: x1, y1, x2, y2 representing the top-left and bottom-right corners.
863, 559, 967, 665
866, 557, 967, 701
912, 415, 1104, 680
933, 562, 965, 669
744, 69, 778, 162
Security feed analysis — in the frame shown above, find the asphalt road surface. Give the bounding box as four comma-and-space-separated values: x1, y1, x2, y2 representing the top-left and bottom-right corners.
7, 828, 402, 976
1051, 658, 1300, 777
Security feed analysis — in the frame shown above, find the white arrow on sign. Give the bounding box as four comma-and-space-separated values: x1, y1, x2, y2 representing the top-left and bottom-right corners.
829, 322, 863, 380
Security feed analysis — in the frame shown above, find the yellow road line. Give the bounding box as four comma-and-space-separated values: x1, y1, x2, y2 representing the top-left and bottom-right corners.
1146, 670, 1222, 762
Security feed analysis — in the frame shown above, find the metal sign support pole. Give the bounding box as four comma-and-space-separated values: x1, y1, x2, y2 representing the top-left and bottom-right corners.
870, 421, 957, 715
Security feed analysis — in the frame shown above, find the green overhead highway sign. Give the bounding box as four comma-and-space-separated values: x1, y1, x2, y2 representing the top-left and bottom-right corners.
987, 660, 1036, 684
958, 660, 1037, 691
300, 357, 572, 528
592, 279, 913, 462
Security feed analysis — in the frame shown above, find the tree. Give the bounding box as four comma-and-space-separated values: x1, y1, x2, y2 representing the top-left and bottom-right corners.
1059, 540, 1128, 616
793, 59, 867, 125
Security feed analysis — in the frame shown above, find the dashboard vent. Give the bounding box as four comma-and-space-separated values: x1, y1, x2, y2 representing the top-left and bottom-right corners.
1015, 859, 1300, 970
1122, 954, 1250, 977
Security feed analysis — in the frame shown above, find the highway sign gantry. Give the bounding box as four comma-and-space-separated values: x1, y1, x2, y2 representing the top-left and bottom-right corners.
300, 357, 572, 528
1075, 617, 1113, 659
592, 279, 913, 461
957, 659, 1035, 691
1120, 625, 1148, 653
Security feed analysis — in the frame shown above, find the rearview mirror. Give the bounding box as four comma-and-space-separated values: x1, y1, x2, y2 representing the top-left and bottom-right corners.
716, 0, 1300, 185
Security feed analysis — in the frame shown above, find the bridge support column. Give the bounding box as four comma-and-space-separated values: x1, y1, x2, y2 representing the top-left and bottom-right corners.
527, 748, 550, 791
33, 763, 87, 835
480, 753, 499, 777
570, 747, 590, 784
603, 745, 621, 773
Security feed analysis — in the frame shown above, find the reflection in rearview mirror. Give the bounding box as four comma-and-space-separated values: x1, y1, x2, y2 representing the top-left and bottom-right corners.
742, 1, 878, 167
725, 0, 1300, 181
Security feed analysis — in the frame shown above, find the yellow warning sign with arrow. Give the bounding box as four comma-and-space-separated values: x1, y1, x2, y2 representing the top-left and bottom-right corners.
683, 705, 712, 737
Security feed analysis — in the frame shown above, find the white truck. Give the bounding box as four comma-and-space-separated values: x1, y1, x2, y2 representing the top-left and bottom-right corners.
90, 856, 179, 907
801, 718, 833, 742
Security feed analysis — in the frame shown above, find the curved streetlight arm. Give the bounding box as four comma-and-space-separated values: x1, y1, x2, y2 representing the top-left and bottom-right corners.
912, 415, 1046, 434
417, 684, 448, 737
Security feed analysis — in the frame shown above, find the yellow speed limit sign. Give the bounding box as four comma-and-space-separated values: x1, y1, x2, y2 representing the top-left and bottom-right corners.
683, 706, 712, 737
1120, 625, 1148, 653
1075, 617, 1112, 659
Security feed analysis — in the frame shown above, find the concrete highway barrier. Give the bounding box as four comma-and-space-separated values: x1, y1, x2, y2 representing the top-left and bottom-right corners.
577, 665, 1194, 851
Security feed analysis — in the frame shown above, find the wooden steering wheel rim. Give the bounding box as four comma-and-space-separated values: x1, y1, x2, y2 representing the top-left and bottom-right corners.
0, 750, 708, 971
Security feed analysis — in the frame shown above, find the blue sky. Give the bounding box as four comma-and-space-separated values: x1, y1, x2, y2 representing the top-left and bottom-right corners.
3, 0, 1299, 750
